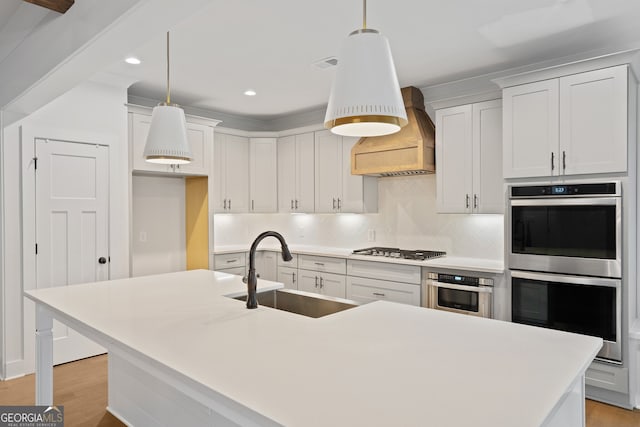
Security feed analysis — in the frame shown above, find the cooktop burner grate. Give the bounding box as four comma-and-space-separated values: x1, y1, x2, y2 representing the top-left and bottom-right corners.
352, 247, 446, 261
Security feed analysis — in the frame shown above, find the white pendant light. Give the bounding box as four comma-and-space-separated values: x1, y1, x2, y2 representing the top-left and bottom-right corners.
324, 0, 407, 137
143, 32, 192, 164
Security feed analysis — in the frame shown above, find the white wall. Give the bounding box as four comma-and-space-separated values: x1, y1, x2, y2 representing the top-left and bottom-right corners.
131, 175, 186, 276
214, 174, 504, 259
1, 80, 129, 379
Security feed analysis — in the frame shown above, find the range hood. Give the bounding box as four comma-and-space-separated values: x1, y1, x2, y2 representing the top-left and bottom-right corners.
351, 86, 435, 176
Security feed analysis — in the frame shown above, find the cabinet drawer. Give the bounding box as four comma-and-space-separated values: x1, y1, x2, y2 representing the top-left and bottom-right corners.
586, 362, 629, 394
214, 252, 246, 270
277, 252, 298, 268
216, 266, 246, 277
299, 255, 346, 274
347, 259, 421, 284
346, 276, 421, 306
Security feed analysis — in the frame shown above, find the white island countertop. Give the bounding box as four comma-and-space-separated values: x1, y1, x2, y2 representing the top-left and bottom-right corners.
25, 270, 599, 426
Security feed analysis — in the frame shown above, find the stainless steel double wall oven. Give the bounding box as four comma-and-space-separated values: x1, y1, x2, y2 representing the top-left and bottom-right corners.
508, 182, 622, 362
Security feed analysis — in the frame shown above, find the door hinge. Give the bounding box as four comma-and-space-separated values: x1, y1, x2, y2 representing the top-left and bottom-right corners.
35, 243, 38, 254
33, 157, 38, 170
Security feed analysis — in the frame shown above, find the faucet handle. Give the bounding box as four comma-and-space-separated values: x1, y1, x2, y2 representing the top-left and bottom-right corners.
242, 275, 248, 284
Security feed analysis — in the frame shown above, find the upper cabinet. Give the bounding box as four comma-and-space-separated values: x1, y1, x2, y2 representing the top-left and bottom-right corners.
314, 130, 378, 213
213, 133, 249, 213
503, 65, 629, 178
249, 138, 278, 213
436, 99, 503, 214
129, 110, 215, 176
277, 132, 315, 213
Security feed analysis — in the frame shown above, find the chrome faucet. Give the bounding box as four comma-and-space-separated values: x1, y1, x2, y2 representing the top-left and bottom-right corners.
245, 231, 292, 309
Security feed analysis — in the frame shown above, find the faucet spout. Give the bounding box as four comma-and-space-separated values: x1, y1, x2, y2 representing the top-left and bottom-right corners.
247, 231, 292, 309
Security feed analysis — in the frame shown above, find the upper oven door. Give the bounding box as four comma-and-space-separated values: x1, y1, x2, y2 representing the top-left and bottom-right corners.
509, 196, 621, 278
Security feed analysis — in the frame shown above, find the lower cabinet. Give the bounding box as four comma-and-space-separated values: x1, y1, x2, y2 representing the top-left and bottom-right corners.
277, 266, 298, 290
298, 270, 346, 299
214, 252, 246, 277
346, 276, 421, 306
254, 251, 277, 282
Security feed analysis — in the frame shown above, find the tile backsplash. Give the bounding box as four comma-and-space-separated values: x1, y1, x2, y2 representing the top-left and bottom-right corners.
214, 174, 504, 260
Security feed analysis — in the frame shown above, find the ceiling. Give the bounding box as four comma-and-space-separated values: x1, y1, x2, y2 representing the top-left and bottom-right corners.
4, 0, 640, 121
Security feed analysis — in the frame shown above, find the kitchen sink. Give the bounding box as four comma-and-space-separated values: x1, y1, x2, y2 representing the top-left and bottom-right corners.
232, 288, 358, 318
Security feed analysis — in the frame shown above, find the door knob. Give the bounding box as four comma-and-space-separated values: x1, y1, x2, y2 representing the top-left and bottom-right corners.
98, 257, 107, 264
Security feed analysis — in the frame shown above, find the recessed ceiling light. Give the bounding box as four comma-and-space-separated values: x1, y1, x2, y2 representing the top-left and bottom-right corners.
125, 57, 141, 65
244, 89, 257, 96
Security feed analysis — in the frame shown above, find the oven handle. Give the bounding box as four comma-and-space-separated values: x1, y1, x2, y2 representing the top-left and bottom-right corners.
509, 197, 619, 206
427, 281, 493, 293
510, 270, 621, 288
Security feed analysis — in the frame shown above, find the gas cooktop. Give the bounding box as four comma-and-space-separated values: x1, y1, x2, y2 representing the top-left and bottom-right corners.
352, 247, 446, 261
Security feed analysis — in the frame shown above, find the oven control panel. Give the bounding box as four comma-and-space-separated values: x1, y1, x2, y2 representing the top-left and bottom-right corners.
427, 273, 493, 287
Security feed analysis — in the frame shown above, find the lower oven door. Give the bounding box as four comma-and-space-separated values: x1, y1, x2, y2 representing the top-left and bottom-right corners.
511, 270, 621, 362
427, 281, 492, 318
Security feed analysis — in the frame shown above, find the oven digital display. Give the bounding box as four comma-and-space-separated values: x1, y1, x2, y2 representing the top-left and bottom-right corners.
551, 186, 567, 195
454, 276, 462, 281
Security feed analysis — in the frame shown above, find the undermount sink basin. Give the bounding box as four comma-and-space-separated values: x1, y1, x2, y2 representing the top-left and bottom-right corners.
232, 288, 358, 318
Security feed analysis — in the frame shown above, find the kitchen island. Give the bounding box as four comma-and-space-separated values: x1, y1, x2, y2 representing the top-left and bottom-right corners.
24, 270, 601, 427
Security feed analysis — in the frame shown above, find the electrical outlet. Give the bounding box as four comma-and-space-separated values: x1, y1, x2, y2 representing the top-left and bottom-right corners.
367, 229, 376, 242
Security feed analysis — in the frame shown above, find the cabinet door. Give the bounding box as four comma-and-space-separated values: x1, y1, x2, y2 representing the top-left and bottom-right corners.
295, 132, 315, 212
277, 266, 298, 290
314, 130, 341, 213
503, 79, 559, 178
472, 100, 504, 214
129, 113, 170, 174
318, 272, 346, 298
224, 135, 249, 213
212, 133, 228, 212
436, 105, 473, 213
256, 251, 278, 281
346, 276, 421, 306
179, 122, 213, 176
298, 270, 321, 294
559, 65, 628, 175
249, 138, 278, 212
277, 136, 296, 212
340, 136, 368, 213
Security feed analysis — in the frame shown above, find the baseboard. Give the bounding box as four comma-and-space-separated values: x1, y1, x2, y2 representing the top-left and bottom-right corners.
4, 359, 25, 380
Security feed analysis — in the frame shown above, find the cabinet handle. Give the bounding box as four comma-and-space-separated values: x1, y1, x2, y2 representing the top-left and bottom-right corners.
252, 200, 254, 211
226, 259, 237, 263
474, 194, 478, 209
315, 276, 319, 288
315, 262, 325, 266
291, 199, 294, 210
337, 198, 341, 209
292, 272, 296, 284
465, 194, 470, 209
333, 198, 336, 209
319, 277, 324, 288
223, 199, 227, 210
551, 152, 555, 171
295, 199, 299, 209
373, 292, 385, 297
228, 199, 231, 210
562, 151, 566, 171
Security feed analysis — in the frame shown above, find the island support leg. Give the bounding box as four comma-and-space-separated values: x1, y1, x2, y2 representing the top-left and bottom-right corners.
35, 305, 53, 405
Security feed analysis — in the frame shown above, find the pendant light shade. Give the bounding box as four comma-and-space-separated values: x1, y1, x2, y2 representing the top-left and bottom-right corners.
324, 2, 407, 137
144, 32, 193, 164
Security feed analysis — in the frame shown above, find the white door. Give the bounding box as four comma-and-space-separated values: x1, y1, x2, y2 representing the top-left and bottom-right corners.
224, 135, 250, 213
25, 138, 109, 371
277, 135, 296, 212
340, 136, 364, 213
314, 130, 341, 213
249, 138, 278, 213
318, 272, 346, 298
295, 132, 315, 212
472, 99, 503, 214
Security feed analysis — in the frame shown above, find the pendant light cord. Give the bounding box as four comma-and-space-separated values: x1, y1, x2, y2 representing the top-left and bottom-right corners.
362, 0, 367, 29
166, 31, 171, 105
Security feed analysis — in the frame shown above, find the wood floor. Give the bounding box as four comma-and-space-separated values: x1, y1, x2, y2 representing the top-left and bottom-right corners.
0, 354, 638, 426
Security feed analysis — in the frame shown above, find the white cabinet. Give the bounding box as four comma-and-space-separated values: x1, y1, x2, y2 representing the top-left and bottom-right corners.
214, 252, 246, 276
249, 138, 278, 213
298, 254, 346, 298
503, 65, 628, 178
346, 259, 421, 306
277, 133, 315, 212
213, 133, 249, 213
254, 250, 277, 281
314, 130, 377, 213
277, 266, 298, 290
298, 270, 346, 298
436, 99, 503, 214
129, 111, 214, 176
